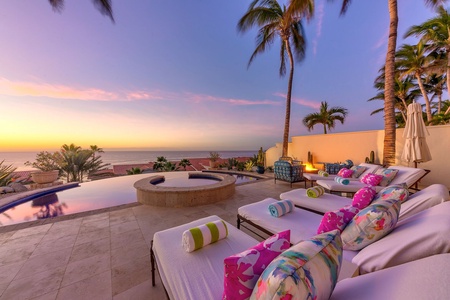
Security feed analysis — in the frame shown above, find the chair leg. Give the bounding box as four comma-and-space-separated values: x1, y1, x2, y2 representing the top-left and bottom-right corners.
150, 240, 156, 287
237, 215, 241, 229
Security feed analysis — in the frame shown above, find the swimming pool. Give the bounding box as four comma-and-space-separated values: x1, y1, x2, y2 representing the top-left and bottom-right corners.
0, 171, 262, 226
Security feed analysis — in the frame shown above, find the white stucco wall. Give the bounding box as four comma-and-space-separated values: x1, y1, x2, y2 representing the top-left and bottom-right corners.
266, 124, 450, 188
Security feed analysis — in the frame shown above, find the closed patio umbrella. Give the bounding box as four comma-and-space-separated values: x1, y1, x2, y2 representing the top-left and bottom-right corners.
401, 102, 432, 167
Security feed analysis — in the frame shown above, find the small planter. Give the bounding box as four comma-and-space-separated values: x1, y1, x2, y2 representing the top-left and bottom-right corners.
256, 166, 265, 174
31, 170, 59, 184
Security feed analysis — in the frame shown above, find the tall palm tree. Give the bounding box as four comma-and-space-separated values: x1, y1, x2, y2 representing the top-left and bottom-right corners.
302, 101, 348, 134
405, 5, 450, 112
396, 42, 434, 122
331, 0, 446, 166
237, 0, 314, 158
48, 0, 114, 22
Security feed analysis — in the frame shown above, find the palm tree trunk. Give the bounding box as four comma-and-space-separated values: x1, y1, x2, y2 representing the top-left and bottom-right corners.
399, 96, 407, 123
323, 124, 327, 134
383, 0, 398, 167
415, 74, 432, 122
447, 43, 450, 110
282, 41, 295, 157
438, 93, 442, 114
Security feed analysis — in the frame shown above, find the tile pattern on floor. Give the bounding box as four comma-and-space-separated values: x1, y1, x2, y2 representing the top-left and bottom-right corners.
0, 178, 297, 299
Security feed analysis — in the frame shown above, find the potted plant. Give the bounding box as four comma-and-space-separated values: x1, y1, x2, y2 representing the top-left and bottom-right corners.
256, 147, 265, 174
209, 151, 221, 169
25, 151, 60, 184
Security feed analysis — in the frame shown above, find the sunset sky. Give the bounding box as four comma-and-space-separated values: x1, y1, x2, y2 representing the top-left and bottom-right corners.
0, 1, 436, 151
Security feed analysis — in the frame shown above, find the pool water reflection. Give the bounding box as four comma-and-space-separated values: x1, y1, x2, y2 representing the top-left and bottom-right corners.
0, 172, 261, 226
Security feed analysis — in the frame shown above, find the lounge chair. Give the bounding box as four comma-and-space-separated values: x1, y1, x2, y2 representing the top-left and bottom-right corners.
151, 203, 450, 299
237, 196, 450, 275
303, 162, 381, 187
330, 254, 450, 299
316, 165, 430, 196
151, 215, 260, 299
280, 184, 449, 219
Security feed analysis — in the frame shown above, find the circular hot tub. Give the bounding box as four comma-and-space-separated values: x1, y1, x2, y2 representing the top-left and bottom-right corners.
134, 172, 236, 207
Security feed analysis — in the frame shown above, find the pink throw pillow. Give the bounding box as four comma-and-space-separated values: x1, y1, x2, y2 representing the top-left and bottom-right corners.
337, 168, 354, 178
317, 205, 360, 234
223, 230, 290, 300
352, 186, 376, 209
360, 173, 384, 186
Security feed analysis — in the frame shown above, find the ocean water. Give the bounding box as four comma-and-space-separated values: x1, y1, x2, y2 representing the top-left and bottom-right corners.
0, 150, 257, 171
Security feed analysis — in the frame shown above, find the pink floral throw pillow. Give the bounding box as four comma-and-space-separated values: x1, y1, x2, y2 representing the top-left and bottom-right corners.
360, 173, 384, 186
223, 230, 290, 300
317, 205, 360, 234
352, 186, 376, 209
337, 168, 354, 178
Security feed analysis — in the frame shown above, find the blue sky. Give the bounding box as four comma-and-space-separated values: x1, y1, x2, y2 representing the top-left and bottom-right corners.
0, 0, 437, 151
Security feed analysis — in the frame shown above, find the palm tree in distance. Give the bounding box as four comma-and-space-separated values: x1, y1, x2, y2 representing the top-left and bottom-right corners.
178, 159, 192, 171
405, 5, 450, 114
302, 101, 348, 134
331, 0, 447, 166
237, 0, 314, 158
90, 145, 104, 160
395, 42, 434, 122
48, 0, 114, 22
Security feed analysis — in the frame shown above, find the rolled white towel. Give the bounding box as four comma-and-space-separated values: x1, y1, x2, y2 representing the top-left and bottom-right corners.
268, 200, 294, 217
318, 170, 329, 177
182, 220, 228, 252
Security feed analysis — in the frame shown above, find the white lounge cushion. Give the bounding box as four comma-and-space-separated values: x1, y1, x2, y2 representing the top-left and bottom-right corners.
352, 201, 450, 273
238, 198, 359, 281
152, 215, 258, 300
399, 183, 449, 221
331, 254, 450, 300
387, 165, 427, 187
317, 180, 386, 193
280, 188, 352, 213
238, 198, 321, 244
280, 184, 448, 220
304, 163, 381, 182
317, 166, 427, 193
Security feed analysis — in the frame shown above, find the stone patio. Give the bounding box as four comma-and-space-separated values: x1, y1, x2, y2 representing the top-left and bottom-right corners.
0, 177, 297, 300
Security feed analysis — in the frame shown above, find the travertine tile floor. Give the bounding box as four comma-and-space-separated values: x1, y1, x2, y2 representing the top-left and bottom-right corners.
0, 178, 297, 299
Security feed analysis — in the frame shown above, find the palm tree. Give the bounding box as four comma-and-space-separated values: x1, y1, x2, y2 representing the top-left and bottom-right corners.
48, 0, 114, 22
126, 167, 143, 175
302, 101, 348, 134
178, 159, 192, 171
370, 68, 421, 124
238, 0, 314, 158
395, 42, 434, 122
405, 6, 450, 112
59, 144, 108, 182
0, 160, 16, 187
153, 156, 168, 172
90, 145, 104, 160
331, 0, 446, 166
425, 73, 446, 114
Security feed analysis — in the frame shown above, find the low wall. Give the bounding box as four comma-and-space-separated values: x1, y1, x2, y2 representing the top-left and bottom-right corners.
266, 124, 450, 188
